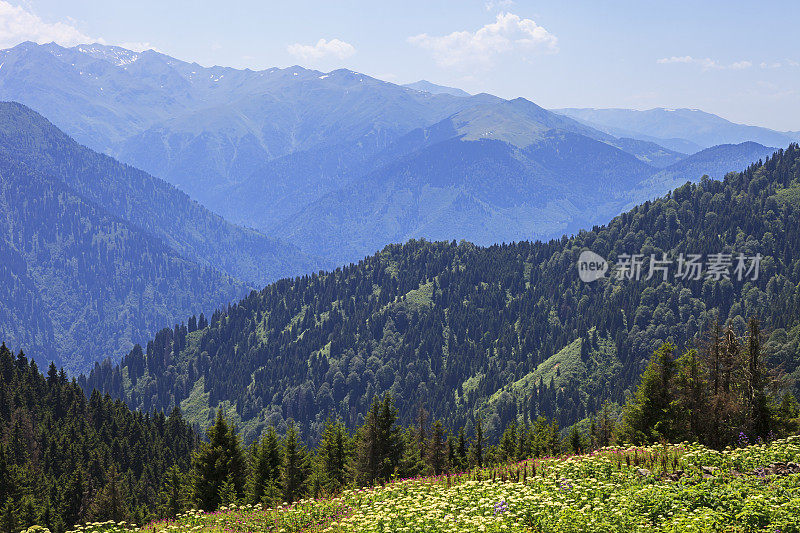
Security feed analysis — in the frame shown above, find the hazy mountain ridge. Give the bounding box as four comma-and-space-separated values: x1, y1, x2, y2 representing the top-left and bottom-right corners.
403, 80, 472, 97
0, 102, 323, 372
0, 102, 321, 286
267, 102, 762, 265
83, 145, 800, 443
554, 107, 800, 151
626, 141, 778, 207
0, 42, 791, 269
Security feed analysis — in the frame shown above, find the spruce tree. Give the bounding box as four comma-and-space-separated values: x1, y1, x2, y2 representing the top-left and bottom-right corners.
620, 343, 678, 444
469, 418, 484, 468
1, 498, 15, 533
89, 466, 128, 522
456, 429, 467, 471
747, 317, 771, 438
159, 465, 186, 518
248, 426, 282, 505
499, 422, 516, 463
192, 411, 247, 510
281, 422, 310, 503
316, 419, 351, 494
426, 420, 447, 475
355, 395, 401, 485
675, 349, 707, 442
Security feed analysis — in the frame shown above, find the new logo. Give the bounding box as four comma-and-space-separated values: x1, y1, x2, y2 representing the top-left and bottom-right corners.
577, 250, 608, 282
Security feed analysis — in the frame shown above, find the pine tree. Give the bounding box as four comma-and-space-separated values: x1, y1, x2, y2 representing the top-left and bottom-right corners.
468, 418, 484, 468
747, 317, 771, 438
316, 419, 351, 494
355, 395, 401, 486
1, 498, 15, 533
675, 349, 707, 441
90, 466, 128, 522
398, 427, 424, 478
456, 429, 467, 471
426, 420, 447, 475
281, 422, 310, 503
192, 411, 247, 511
248, 426, 282, 505
568, 427, 583, 454
620, 343, 678, 444
219, 473, 238, 506
499, 422, 517, 463
159, 465, 186, 518
516, 423, 531, 461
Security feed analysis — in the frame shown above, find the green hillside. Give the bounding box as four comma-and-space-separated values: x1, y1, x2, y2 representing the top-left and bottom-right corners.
84, 145, 800, 444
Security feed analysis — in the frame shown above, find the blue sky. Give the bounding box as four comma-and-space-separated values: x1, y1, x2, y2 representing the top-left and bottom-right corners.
3, 0, 799, 130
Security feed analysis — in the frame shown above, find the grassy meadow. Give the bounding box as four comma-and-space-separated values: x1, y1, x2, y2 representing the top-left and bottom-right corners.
60, 435, 800, 533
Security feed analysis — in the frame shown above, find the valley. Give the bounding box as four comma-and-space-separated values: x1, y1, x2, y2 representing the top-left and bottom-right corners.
1, 5, 799, 530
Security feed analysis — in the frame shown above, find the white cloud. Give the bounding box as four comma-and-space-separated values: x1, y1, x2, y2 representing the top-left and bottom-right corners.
0, 0, 96, 48
408, 12, 557, 68
118, 41, 153, 52
286, 38, 355, 62
759, 60, 800, 69
657, 55, 752, 70
0, 2, 156, 53
485, 0, 515, 11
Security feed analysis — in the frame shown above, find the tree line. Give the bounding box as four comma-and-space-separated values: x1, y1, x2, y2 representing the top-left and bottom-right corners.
0, 343, 196, 533
3, 315, 800, 532
172, 316, 800, 516
617, 317, 799, 447
82, 145, 800, 445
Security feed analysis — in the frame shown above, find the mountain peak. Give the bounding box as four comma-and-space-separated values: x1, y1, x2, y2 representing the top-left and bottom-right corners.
72, 43, 142, 66
403, 80, 471, 98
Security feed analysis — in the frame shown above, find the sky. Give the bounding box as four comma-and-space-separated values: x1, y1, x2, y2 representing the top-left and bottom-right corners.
1, 0, 798, 131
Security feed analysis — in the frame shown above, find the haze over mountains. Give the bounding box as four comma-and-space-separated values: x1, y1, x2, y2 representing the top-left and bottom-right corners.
555, 107, 800, 154
402, 80, 472, 98
83, 145, 800, 443
0, 40, 792, 374
0, 41, 784, 267
0, 102, 319, 372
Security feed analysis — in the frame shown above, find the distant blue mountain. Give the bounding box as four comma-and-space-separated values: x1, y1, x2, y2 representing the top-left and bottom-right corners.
0, 102, 320, 371
0, 42, 786, 267
553, 107, 799, 152
271, 100, 674, 264
403, 80, 472, 97
626, 141, 780, 207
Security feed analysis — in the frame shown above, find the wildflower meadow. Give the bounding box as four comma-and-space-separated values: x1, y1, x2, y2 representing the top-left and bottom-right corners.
58, 435, 800, 533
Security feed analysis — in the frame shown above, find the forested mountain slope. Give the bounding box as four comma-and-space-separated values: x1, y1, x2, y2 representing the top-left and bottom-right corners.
0, 103, 319, 372
0, 143, 244, 372
0, 102, 321, 286
0, 343, 197, 530
84, 145, 800, 444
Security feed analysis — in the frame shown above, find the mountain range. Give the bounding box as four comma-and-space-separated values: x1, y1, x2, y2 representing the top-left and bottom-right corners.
0, 102, 319, 372
0, 41, 785, 267
555, 107, 800, 153
0, 41, 794, 376
83, 145, 800, 443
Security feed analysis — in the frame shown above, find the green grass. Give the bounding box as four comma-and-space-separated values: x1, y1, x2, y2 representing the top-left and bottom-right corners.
485, 338, 585, 409
180, 377, 212, 428
66, 436, 800, 533
403, 282, 434, 310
